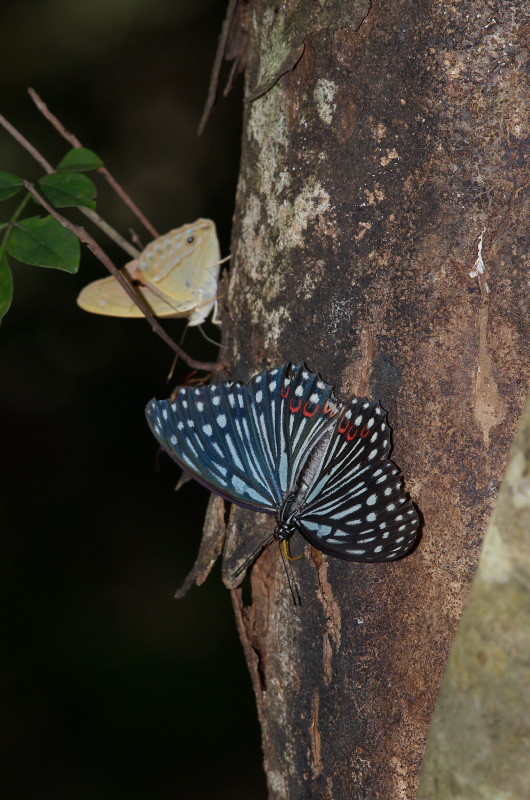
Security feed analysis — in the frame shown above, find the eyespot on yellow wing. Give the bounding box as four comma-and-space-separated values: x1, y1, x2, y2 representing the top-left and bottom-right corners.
77, 219, 221, 325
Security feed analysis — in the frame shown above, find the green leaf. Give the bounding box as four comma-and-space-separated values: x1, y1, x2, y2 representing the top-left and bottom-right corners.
6, 215, 80, 273
0, 251, 13, 322
0, 170, 25, 201
57, 147, 104, 172
38, 172, 97, 210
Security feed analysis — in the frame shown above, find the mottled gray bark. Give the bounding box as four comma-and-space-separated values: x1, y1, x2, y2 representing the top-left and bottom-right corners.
418, 392, 530, 798
192, 1, 529, 797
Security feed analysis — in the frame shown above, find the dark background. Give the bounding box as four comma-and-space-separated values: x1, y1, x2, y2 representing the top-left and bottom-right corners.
1, 2, 267, 797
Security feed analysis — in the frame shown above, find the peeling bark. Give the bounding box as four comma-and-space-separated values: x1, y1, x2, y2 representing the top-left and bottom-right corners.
197, 1, 529, 797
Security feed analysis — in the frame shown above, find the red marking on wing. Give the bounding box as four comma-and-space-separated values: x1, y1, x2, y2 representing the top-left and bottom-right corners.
347, 426, 359, 441
280, 385, 290, 399
289, 396, 303, 413
323, 400, 339, 418
303, 401, 319, 418
338, 416, 350, 434
360, 425, 370, 438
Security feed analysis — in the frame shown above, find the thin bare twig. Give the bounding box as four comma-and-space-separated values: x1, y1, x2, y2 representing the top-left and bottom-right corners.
28, 88, 159, 240
197, 0, 238, 136
0, 113, 52, 173
0, 113, 140, 259
24, 181, 220, 373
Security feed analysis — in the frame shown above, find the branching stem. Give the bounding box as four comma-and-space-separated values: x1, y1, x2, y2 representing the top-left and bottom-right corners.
27, 88, 159, 240
0, 113, 140, 259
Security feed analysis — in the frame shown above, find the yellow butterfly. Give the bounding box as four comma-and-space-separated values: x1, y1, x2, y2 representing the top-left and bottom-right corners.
77, 219, 221, 326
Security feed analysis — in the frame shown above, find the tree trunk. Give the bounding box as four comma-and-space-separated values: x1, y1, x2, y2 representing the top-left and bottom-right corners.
197, 2, 529, 797
418, 392, 530, 798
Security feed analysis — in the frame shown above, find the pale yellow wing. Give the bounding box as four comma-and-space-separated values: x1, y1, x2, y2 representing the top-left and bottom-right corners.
136, 219, 220, 325
76, 264, 185, 318
77, 219, 221, 324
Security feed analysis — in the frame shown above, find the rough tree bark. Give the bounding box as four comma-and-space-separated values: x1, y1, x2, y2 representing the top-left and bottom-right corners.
189, 2, 529, 797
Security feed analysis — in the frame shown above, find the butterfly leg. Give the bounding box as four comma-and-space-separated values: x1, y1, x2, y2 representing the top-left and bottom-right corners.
279, 540, 302, 606
211, 299, 222, 326
282, 538, 303, 562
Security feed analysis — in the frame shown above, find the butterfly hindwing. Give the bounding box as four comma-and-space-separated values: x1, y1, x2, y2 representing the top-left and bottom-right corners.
297, 398, 419, 561
76, 266, 185, 318
301, 398, 390, 505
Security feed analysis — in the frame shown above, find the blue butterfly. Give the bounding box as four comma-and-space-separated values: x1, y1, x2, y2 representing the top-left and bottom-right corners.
146, 363, 419, 566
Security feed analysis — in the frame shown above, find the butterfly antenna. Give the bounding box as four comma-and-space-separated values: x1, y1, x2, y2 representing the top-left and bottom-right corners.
209, 253, 231, 268
233, 533, 275, 579
279, 541, 302, 607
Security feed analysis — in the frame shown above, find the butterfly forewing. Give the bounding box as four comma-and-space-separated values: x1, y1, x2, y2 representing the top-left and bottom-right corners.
137, 220, 220, 325
146, 363, 339, 509
211, 379, 283, 506
274, 364, 343, 493
146, 383, 279, 511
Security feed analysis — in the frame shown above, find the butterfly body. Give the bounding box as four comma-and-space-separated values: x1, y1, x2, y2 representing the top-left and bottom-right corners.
146, 363, 419, 565
77, 219, 221, 326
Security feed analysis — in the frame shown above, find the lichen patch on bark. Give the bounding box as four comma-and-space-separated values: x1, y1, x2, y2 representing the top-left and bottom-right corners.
314, 78, 338, 125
